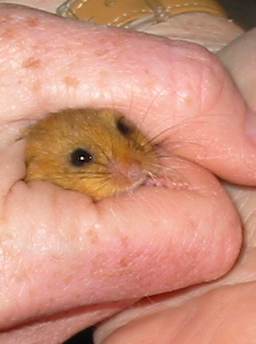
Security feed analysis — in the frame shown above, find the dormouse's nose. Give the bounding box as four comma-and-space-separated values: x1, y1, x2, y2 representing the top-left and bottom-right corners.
108, 159, 145, 187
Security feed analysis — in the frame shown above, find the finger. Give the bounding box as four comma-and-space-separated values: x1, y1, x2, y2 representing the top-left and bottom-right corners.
0, 5, 256, 185
97, 282, 256, 344
219, 28, 256, 111
0, 302, 131, 344
95, 223, 256, 344
0, 156, 241, 329
225, 183, 256, 249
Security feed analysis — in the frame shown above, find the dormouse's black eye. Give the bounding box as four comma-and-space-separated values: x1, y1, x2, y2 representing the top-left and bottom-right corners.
116, 117, 134, 136
70, 148, 94, 167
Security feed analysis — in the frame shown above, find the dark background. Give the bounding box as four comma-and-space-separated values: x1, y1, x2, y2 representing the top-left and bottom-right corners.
65, 1, 256, 343
220, 0, 256, 29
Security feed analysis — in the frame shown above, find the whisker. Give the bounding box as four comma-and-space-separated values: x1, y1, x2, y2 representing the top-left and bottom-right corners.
133, 90, 164, 144
142, 126, 174, 148
109, 89, 116, 114
141, 111, 228, 152
139, 90, 164, 127
70, 169, 110, 176
92, 161, 109, 168
94, 140, 112, 163
157, 138, 203, 152
147, 158, 190, 185
80, 126, 112, 163
143, 134, 203, 157
73, 173, 110, 179
127, 87, 135, 122
92, 177, 112, 194
150, 160, 188, 172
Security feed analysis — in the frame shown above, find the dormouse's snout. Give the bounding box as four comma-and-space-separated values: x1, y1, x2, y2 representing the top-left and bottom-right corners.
108, 158, 146, 189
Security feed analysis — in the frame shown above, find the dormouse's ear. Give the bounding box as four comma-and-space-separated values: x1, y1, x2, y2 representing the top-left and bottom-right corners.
116, 116, 135, 136
85, 108, 129, 130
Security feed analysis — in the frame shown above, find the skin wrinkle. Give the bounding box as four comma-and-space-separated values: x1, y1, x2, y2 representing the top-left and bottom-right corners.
0, 299, 131, 335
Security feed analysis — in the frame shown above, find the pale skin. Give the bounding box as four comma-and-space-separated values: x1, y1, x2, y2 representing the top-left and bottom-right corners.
0, 4, 256, 344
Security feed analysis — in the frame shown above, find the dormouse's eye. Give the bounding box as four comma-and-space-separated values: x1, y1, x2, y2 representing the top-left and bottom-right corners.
70, 148, 94, 167
116, 117, 134, 136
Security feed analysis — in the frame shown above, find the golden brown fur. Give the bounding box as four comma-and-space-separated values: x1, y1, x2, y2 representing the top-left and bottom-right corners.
25, 108, 159, 200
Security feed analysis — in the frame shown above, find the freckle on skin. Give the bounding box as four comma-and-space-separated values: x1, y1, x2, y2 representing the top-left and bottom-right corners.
26, 17, 39, 28
1, 28, 16, 40
63, 274, 73, 286
119, 256, 129, 268
32, 81, 42, 93
86, 228, 99, 245
0, 16, 10, 24
22, 57, 41, 69
94, 49, 108, 57
63, 76, 80, 87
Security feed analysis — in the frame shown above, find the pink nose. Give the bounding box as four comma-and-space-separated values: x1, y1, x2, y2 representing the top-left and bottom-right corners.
127, 162, 143, 182
109, 160, 144, 185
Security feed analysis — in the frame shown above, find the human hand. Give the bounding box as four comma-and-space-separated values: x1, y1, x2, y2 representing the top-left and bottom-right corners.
0, 4, 255, 343
94, 28, 256, 344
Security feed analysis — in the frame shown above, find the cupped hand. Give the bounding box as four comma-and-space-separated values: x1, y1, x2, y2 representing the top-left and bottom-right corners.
95, 29, 256, 344
0, 5, 255, 343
